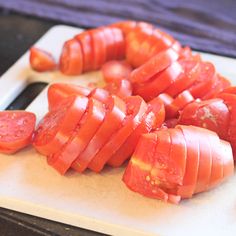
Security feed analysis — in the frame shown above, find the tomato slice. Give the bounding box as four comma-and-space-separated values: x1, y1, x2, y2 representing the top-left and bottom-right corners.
59, 38, 83, 75
130, 47, 179, 84
108, 97, 165, 168
188, 62, 216, 98
33, 95, 88, 156
90, 96, 147, 172
89, 87, 110, 103
178, 98, 230, 141
111, 27, 125, 60
176, 125, 199, 198
192, 126, 212, 193
74, 32, 92, 72
101, 60, 132, 83
102, 27, 116, 61
47, 83, 91, 111
89, 28, 106, 70
165, 59, 200, 97
48, 98, 106, 174
166, 90, 194, 119
0, 111, 36, 153
133, 61, 183, 101
72, 95, 126, 172
30, 47, 56, 72
104, 79, 132, 99
110, 21, 137, 36
162, 118, 178, 129
221, 86, 236, 95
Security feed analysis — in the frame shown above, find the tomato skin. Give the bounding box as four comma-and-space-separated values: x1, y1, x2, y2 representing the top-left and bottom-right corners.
104, 79, 132, 99
59, 39, 83, 75
30, 47, 56, 72
130, 48, 179, 84
89, 96, 147, 172
47, 83, 91, 111
74, 32, 92, 72
72, 95, 126, 172
178, 98, 230, 141
0, 111, 36, 154
33, 95, 88, 156
48, 98, 106, 175
101, 60, 132, 83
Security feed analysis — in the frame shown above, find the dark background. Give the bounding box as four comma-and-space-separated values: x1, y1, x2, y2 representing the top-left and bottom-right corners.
0, 0, 236, 235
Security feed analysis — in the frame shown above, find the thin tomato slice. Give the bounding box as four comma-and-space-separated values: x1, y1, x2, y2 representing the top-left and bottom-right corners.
90, 96, 147, 172
74, 32, 92, 72
111, 27, 125, 60
130, 47, 179, 84
111, 21, 137, 36
104, 79, 132, 99
102, 60, 132, 83
102, 27, 116, 61
48, 98, 106, 175
72, 95, 126, 172
33, 95, 88, 156
30, 47, 56, 72
89, 28, 106, 70
89, 87, 110, 103
109, 97, 165, 168
47, 83, 91, 111
0, 111, 36, 153
133, 61, 183, 101
59, 38, 83, 75
176, 125, 199, 198
192, 126, 212, 194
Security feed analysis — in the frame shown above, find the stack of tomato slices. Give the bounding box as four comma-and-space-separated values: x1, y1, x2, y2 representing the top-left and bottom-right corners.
10, 20, 235, 204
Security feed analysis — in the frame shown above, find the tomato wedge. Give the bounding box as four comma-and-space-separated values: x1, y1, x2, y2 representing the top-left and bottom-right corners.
59, 38, 83, 75
133, 61, 183, 101
75, 32, 92, 72
104, 79, 132, 99
33, 95, 88, 156
0, 111, 36, 154
130, 47, 179, 83
47, 83, 91, 111
89, 96, 147, 172
102, 60, 132, 83
176, 125, 199, 198
48, 98, 106, 174
72, 95, 126, 172
30, 47, 56, 72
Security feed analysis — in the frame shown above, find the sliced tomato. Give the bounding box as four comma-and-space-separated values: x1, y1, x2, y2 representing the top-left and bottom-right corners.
89, 28, 106, 70
47, 83, 91, 111
89, 87, 110, 103
130, 48, 179, 84
89, 96, 147, 172
178, 98, 230, 140
188, 62, 216, 98
33, 95, 88, 156
166, 90, 194, 119
192, 126, 212, 193
176, 125, 199, 198
133, 61, 183, 101
110, 21, 137, 36
165, 59, 200, 97
101, 60, 132, 83
48, 98, 106, 174
72, 95, 126, 172
221, 86, 236, 95
30, 47, 56, 72
104, 79, 132, 99
108, 97, 165, 168
0, 111, 36, 154
111, 27, 125, 60
102, 27, 116, 61
59, 38, 83, 75
74, 32, 92, 72
162, 118, 178, 129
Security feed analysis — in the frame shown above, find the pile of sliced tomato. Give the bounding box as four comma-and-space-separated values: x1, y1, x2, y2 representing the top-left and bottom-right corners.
4, 20, 234, 204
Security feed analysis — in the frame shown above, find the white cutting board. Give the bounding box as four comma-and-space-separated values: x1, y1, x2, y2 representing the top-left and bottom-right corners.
0, 25, 236, 236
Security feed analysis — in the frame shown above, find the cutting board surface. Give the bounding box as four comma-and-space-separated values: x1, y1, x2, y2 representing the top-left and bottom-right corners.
0, 25, 236, 236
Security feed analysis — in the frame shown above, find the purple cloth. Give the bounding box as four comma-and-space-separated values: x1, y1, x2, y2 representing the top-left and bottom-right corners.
1, 0, 236, 57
